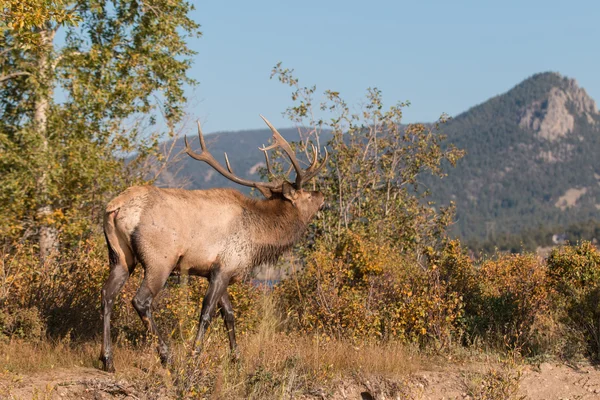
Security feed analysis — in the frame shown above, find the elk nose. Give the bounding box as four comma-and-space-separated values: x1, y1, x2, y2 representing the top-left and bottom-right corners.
320, 201, 330, 211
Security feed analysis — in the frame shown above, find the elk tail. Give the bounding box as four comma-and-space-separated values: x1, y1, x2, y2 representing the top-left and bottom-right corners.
103, 209, 122, 267
103, 208, 136, 271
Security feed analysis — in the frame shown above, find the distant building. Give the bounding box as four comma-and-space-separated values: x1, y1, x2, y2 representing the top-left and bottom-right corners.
552, 233, 567, 245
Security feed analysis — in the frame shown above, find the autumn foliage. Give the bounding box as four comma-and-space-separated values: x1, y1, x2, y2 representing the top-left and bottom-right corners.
547, 241, 600, 358
277, 231, 463, 345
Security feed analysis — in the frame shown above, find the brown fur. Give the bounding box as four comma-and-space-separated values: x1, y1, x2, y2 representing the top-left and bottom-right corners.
105, 186, 322, 279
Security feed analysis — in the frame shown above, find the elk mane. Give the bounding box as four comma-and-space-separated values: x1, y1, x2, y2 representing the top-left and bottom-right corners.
242, 197, 308, 267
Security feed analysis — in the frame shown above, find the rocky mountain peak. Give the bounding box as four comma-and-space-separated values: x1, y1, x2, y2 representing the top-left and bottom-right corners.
518, 73, 598, 141
563, 77, 597, 115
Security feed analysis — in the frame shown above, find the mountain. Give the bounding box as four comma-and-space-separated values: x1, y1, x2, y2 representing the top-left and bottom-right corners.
162, 72, 600, 244
428, 72, 600, 242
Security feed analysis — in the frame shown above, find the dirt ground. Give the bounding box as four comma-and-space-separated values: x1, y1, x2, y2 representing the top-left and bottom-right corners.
2, 362, 600, 399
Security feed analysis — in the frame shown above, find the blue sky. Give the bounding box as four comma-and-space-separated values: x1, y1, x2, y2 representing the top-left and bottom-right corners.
185, 0, 599, 133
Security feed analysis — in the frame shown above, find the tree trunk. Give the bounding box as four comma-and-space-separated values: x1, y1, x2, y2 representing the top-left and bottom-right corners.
34, 27, 58, 261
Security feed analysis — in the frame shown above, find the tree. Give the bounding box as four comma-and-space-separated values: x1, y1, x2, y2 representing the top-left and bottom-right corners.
270, 64, 466, 343
0, 0, 200, 258
270, 62, 464, 252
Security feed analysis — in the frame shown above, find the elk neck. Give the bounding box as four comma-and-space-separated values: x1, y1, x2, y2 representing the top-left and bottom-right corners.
242, 197, 307, 266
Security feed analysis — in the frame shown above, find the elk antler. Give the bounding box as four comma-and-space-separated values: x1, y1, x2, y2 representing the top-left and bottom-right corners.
303, 143, 329, 184
184, 121, 284, 198
259, 115, 328, 189
185, 117, 328, 197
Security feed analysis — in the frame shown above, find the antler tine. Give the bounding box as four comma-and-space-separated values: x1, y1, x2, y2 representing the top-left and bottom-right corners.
303, 147, 329, 182
261, 146, 274, 177
184, 121, 224, 165
294, 143, 319, 187
184, 135, 209, 163
224, 152, 234, 174
184, 120, 211, 161
259, 115, 304, 186
197, 120, 207, 150
184, 134, 192, 153
308, 143, 318, 170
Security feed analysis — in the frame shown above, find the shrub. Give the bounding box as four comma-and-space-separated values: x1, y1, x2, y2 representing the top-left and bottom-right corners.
547, 241, 600, 359
154, 276, 263, 344
462, 362, 525, 400
0, 307, 45, 341
439, 240, 477, 299
438, 242, 557, 355
0, 239, 107, 339
469, 253, 550, 354
276, 230, 463, 345
1, 237, 109, 339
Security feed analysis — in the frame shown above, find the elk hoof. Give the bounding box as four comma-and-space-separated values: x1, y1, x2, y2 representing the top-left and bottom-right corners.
230, 350, 241, 363
159, 352, 172, 366
100, 355, 115, 373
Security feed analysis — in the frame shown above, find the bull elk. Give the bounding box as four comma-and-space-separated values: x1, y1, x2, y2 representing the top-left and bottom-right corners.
99, 116, 328, 372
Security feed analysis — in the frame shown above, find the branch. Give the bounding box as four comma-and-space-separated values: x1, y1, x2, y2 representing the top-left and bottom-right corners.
0, 47, 15, 59
0, 71, 31, 83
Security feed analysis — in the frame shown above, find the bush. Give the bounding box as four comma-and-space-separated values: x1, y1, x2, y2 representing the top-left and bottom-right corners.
276, 230, 463, 345
1, 238, 109, 339
438, 242, 558, 356
153, 276, 263, 344
547, 241, 600, 359
477, 253, 550, 353
452, 252, 550, 355
462, 362, 524, 400
0, 307, 45, 341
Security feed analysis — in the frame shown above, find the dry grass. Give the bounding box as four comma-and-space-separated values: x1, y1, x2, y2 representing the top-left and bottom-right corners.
0, 293, 421, 399
461, 357, 526, 400
0, 340, 99, 373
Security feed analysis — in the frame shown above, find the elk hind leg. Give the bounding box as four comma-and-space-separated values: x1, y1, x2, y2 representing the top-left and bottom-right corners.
132, 269, 171, 365
100, 237, 135, 372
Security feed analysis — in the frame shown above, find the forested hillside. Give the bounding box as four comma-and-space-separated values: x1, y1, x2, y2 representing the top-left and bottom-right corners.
430, 72, 600, 243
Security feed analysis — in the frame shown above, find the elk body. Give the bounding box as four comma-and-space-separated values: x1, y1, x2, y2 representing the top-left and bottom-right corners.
100, 116, 327, 372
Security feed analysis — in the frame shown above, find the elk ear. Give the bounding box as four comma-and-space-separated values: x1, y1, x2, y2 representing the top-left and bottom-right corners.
256, 186, 274, 199
282, 182, 298, 203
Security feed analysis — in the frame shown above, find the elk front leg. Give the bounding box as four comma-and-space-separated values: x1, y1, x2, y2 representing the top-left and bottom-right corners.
100, 264, 130, 372
192, 269, 230, 354
219, 291, 239, 360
